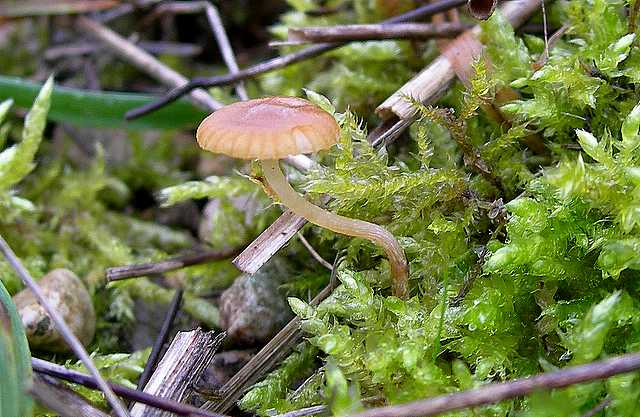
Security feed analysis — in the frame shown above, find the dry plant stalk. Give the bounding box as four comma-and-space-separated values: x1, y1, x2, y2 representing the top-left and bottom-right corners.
233, 209, 310, 274
284, 22, 472, 44
106, 247, 241, 281
130, 329, 225, 417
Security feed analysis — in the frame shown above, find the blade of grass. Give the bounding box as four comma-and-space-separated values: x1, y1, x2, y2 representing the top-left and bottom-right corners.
0, 76, 206, 130
0, 280, 33, 417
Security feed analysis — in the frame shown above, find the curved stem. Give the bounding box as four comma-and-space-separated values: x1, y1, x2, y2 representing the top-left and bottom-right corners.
261, 159, 408, 299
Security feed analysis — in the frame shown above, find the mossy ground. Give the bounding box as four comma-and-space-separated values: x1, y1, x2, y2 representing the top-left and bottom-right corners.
2, 0, 640, 416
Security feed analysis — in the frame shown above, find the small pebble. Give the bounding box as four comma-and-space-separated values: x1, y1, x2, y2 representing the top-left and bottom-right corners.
13, 268, 95, 352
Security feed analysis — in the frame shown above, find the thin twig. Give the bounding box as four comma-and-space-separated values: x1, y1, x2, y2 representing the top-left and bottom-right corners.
297, 232, 333, 270
541, 0, 549, 61
136, 289, 184, 391
533, 24, 568, 69
31, 358, 230, 417
44, 41, 202, 60
345, 353, 640, 417
106, 247, 241, 281
144, 1, 249, 100
202, 2, 249, 100
125, 0, 468, 120
0, 234, 131, 417
76, 16, 222, 112
275, 22, 471, 45
579, 398, 612, 417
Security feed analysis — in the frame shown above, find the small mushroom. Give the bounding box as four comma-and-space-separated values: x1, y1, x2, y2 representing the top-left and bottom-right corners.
196, 96, 409, 298
13, 268, 95, 352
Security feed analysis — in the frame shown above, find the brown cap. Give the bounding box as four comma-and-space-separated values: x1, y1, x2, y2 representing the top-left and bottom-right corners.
196, 96, 340, 160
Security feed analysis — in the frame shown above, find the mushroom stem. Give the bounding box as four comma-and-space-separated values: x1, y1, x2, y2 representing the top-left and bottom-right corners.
261, 159, 409, 299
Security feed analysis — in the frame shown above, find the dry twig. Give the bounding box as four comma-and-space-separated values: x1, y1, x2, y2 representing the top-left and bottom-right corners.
233, 210, 308, 274
579, 398, 612, 417
377, 0, 542, 120
276, 22, 472, 45
297, 232, 333, 270
0, 234, 131, 417
345, 353, 640, 417
142, 1, 248, 100
106, 247, 241, 281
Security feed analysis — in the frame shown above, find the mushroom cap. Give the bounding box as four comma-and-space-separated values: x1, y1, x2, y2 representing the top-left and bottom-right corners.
196, 96, 340, 160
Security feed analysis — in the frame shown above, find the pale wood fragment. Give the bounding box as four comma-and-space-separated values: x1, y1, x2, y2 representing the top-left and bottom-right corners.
130, 329, 225, 417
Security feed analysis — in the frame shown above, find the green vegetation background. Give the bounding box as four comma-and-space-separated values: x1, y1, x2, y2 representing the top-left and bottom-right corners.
3, 0, 640, 415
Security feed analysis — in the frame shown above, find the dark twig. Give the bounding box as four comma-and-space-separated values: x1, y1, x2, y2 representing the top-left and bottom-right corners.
136, 289, 184, 391
345, 353, 640, 417
0, 234, 131, 417
278, 22, 471, 45
125, 0, 467, 119
106, 247, 241, 281
297, 232, 333, 270
579, 398, 612, 417
31, 358, 230, 417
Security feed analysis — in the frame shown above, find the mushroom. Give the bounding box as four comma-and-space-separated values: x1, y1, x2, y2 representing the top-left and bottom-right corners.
196, 96, 409, 299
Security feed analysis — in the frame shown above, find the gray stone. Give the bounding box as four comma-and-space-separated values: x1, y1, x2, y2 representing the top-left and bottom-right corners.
218, 260, 292, 345
13, 269, 95, 352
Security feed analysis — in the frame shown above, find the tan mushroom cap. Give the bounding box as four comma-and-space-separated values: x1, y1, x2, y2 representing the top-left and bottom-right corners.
196, 96, 340, 160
